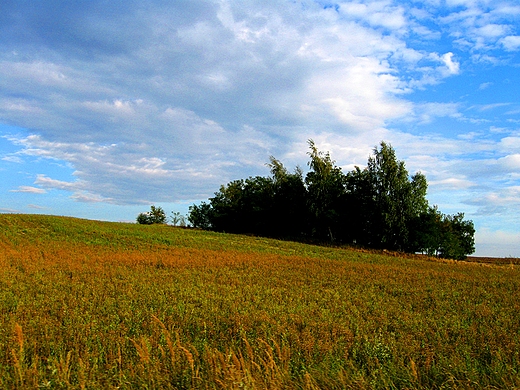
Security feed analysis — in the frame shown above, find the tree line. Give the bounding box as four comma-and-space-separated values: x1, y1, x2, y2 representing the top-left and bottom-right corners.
185, 140, 475, 259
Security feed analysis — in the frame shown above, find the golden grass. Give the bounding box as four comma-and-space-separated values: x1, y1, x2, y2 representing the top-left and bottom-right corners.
0, 214, 519, 389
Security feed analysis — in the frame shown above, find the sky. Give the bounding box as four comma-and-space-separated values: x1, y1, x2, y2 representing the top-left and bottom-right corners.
1, 0, 520, 257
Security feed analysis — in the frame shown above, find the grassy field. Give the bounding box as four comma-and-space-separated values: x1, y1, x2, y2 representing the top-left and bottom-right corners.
0, 214, 518, 389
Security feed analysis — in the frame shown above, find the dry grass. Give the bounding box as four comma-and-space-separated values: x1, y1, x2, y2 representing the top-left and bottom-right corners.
0, 214, 519, 389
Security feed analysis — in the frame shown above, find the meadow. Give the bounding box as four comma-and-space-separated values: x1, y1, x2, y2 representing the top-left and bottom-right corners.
0, 214, 518, 389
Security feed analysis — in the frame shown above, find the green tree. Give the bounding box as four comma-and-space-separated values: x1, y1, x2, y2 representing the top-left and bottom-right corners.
438, 213, 475, 260
267, 157, 308, 238
188, 202, 213, 230
411, 207, 475, 259
344, 166, 373, 245
187, 140, 474, 258
136, 212, 152, 225
410, 205, 444, 256
137, 205, 167, 225
171, 211, 186, 227
363, 141, 428, 250
209, 180, 246, 233
241, 176, 275, 235
305, 140, 346, 242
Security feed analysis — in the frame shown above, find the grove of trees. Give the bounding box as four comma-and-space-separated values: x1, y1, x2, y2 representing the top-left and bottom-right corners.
188, 140, 475, 260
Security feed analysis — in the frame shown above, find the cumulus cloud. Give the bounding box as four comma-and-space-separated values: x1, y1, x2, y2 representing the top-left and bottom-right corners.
440, 52, 460, 75
467, 186, 520, 217
436, 0, 519, 54
501, 35, 520, 51
0, 0, 424, 204
0, 0, 519, 235
338, 1, 407, 32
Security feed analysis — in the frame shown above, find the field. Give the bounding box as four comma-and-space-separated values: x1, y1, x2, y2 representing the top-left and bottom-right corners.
0, 214, 518, 389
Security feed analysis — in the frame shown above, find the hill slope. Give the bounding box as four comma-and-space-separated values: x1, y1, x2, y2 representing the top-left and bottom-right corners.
0, 214, 519, 389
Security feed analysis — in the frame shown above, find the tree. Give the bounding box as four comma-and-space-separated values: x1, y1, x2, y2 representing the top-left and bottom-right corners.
171, 211, 186, 227
241, 176, 276, 235
344, 166, 373, 245
207, 180, 246, 233
363, 141, 428, 251
267, 157, 308, 238
188, 202, 213, 230
305, 140, 347, 242
187, 139, 475, 259
136, 212, 153, 225
409, 205, 444, 256
438, 213, 475, 260
137, 205, 167, 225
410, 207, 475, 259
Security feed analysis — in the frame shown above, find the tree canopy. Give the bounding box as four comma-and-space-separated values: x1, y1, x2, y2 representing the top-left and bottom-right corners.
137, 205, 167, 225
188, 140, 475, 259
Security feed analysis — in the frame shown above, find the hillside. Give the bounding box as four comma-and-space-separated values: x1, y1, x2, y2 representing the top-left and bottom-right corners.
0, 214, 518, 389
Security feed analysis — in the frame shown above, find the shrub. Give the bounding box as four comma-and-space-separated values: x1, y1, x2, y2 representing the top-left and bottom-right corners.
137, 205, 167, 225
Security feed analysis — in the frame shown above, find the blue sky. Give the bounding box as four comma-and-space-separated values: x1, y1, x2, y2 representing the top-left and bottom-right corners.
1, 0, 519, 257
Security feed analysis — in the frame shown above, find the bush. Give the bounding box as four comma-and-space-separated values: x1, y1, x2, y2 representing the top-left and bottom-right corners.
136, 212, 152, 225
137, 206, 167, 225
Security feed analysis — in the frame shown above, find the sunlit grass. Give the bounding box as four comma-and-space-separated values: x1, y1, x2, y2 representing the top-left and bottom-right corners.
0, 214, 518, 389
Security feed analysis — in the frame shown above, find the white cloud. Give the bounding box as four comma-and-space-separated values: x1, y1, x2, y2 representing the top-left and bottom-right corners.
498, 154, 520, 170
476, 228, 520, 246
70, 192, 113, 203
308, 59, 412, 130
477, 24, 509, 38
436, 1, 519, 53
10, 186, 47, 194
0, 208, 19, 213
82, 99, 141, 116
35, 175, 84, 192
0, 0, 518, 256
499, 136, 520, 152
1, 155, 23, 163
339, 1, 407, 31
467, 185, 520, 216
440, 52, 460, 75
412, 102, 462, 124
0, 61, 69, 87
429, 177, 476, 190
477, 102, 511, 111
501, 35, 520, 51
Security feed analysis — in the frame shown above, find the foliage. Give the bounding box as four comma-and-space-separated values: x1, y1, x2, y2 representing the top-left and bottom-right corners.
305, 140, 347, 242
410, 207, 476, 259
189, 140, 475, 259
170, 211, 186, 227
0, 214, 517, 389
267, 156, 308, 238
439, 212, 476, 260
192, 161, 307, 239
361, 141, 429, 251
137, 205, 167, 225
188, 202, 213, 230
136, 212, 152, 225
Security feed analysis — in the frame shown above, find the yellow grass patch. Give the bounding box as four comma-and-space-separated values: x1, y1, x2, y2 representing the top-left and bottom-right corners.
0, 214, 518, 388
